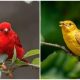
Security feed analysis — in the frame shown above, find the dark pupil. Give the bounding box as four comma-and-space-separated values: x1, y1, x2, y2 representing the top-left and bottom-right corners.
69, 23, 72, 26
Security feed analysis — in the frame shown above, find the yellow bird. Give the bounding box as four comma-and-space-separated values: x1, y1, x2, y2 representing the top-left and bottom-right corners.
59, 20, 80, 56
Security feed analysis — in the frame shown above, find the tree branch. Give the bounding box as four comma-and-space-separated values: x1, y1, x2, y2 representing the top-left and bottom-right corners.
27, 63, 39, 68
41, 42, 70, 53
12, 63, 39, 71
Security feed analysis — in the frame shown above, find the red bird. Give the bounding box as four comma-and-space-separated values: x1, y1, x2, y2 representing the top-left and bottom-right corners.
0, 22, 25, 61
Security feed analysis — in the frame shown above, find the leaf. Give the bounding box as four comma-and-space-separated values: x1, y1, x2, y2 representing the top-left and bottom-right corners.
68, 62, 80, 78
41, 51, 59, 73
0, 54, 8, 63
32, 58, 39, 67
63, 54, 78, 73
15, 59, 27, 66
41, 68, 64, 79
23, 49, 39, 58
12, 47, 17, 64
41, 50, 79, 79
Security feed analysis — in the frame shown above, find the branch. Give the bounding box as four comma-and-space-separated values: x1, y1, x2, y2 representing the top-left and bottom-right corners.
41, 42, 70, 53
0, 63, 39, 79
27, 63, 39, 68
12, 63, 39, 71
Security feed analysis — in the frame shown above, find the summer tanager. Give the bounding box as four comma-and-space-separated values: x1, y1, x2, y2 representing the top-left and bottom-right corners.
0, 22, 26, 61
60, 20, 80, 56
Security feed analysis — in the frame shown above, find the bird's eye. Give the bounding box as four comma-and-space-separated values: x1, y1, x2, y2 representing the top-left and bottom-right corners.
69, 23, 72, 26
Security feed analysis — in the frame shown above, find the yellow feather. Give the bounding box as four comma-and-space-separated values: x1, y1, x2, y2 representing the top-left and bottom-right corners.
60, 20, 80, 56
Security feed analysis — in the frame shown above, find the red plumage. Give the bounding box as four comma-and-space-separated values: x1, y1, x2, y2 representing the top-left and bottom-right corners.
0, 22, 25, 60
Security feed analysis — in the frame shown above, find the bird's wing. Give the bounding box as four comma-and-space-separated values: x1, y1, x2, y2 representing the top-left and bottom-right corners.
75, 31, 80, 44
15, 33, 23, 47
14, 33, 25, 59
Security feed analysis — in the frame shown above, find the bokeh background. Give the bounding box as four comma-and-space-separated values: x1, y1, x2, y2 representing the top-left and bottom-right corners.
0, 1, 39, 79
0, 1, 39, 52
41, 1, 80, 79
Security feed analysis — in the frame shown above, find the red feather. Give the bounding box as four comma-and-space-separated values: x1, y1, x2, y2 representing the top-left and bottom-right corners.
0, 22, 29, 63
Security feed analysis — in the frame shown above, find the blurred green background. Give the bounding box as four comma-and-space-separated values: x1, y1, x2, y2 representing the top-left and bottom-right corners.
41, 1, 80, 79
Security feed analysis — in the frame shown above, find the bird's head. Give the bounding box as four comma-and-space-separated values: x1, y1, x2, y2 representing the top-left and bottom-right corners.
0, 22, 12, 34
59, 20, 77, 32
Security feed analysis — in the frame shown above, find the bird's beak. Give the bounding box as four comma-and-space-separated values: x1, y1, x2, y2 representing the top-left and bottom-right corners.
4, 28, 8, 33
59, 21, 64, 27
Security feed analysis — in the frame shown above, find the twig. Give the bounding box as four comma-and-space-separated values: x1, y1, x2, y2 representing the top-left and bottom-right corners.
41, 42, 70, 53
27, 63, 39, 68
0, 63, 39, 78
12, 63, 39, 71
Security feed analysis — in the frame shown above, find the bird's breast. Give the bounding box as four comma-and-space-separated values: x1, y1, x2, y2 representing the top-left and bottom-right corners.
0, 35, 9, 48
62, 30, 80, 56
0, 34, 15, 53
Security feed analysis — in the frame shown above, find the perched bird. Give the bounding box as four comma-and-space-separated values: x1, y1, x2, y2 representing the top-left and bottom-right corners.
0, 22, 26, 61
59, 20, 80, 56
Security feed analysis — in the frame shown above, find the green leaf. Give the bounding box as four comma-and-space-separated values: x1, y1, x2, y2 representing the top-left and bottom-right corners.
63, 54, 78, 73
41, 50, 79, 79
41, 51, 59, 73
23, 49, 39, 58
12, 47, 17, 64
68, 62, 80, 78
32, 58, 39, 67
15, 59, 27, 66
42, 67, 64, 79
0, 54, 8, 63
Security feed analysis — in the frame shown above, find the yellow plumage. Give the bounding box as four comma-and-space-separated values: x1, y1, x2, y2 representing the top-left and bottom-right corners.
60, 20, 80, 56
